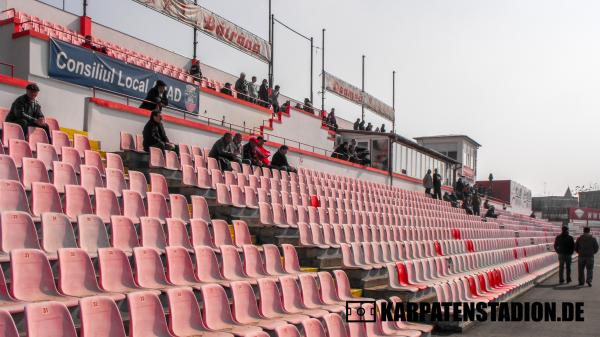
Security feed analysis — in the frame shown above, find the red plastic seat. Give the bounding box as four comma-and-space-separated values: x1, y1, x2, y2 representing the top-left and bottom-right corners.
190, 219, 218, 249
128, 291, 176, 337
80, 165, 103, 196
298, 274, 344, 313
232, 220, 253, 248
110, 215, 140, 254
149, 147, 166, 168
78, 214, 111, 255
230, 280, 287, 330
10, 249, 78, 305
212, 219, 236, 249
98, 248, 145, 293
21, 157, 49, 190
281, 244, 304, 275
221, 245, 257, 284
25, 301, 77, 337
51, 130, 70, 156
201, 284, 264, 336
166, 218, 193, 251
41, 212, 77, 257
164, 246, 202, 288
52, 161, 77, 193
134, 247, 172, 290
64, 184, 92, 221
0, 155, 19, 181
95, 187, 121, 223
2, 122, 25, 145
85, 150, 105, 176
169, 193, 190, 223
106, 168, 127, 197
256, 277, 309, 324
122, 189, 146, 224
0, 309, 18, 337
192, 195, 211, 222
0, 211, 41, 258
27, 127, 49, 152
9, 138, 32, 168
0, 179, 31, 215
120, 132, 134, 151
61, 146, 81, 173
31, 182, 62, 217
36, 143, 58, 171
165, 149, 181, 170
147, 192, 170, 222
128, 170, 148, 199
279, 276, 328, 318
73, 133, 91, 157
302, 318, 329, 337
80, 296, 127, 337
106, 152, 125, 171
150, 173, 169, 198
140, 217, 167, 252
242, 244, 274, 280
194, 245, 230, 286
262, 244, 289, 277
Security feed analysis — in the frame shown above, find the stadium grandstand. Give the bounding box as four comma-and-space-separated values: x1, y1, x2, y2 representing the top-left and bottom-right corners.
0, 1, 596, 337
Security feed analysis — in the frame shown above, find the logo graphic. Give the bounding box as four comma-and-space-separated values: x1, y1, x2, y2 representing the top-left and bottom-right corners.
574, 208, 585, 219
346, 301, 376, 322
184, 84, 198, 112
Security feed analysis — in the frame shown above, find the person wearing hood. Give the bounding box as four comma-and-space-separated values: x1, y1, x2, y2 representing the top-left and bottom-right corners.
142, 110, 176, 153
423, 169, 433, 196
140, 80, 169, 111
554, 226, 575, 284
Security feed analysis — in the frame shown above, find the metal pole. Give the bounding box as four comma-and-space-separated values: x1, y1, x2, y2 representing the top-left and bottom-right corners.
310, 37, 314, 104
268, 0, 273, 88
361, 55, 365, 120
83, 0, 88, 16
270, 14, 274, 88
392, 70, 396, 133
193, 0, 198, 59
321, 29, 325, 113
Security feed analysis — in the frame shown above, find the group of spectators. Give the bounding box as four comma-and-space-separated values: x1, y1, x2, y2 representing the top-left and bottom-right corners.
331, 139, 370, 165
218, 73, 280, 112
321, 108, 338, 131
353, 118, 387, 133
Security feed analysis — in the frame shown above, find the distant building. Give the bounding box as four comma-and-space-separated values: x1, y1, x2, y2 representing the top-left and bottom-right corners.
578, 190, 600, 209
532, 187, 579, 222
413, 135, 480, 184
477, 179, 532, 214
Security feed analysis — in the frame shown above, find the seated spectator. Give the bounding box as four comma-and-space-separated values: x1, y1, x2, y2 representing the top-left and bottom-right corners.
281, 100, 290, 112
332, 142, 350, 160
462, 198, 474, 215
6, 83, 51, 142
380, 124, 386, 133
272, 86, 281, 113
353, 118, 361, 130
226, 133, 243, 162
81, 35, 107, 54
190, 58, 202, 79
365, 122, 373, 131
140, 80, 168, 111
209, 133, 239, 171
325, 108, 338, 131
485, 205, 498, 218
220, 83, 233, 96
258, 79, 270, 108
303, 98, 314, 113
247, 76, 258, 103
483, 199, 490, 209
256, 136, 271, 166
142, 110, 177, 153
359, 119, 366, 130
235, 72, 248, 101
271, 145, 296, 173
375, 127, 380, 132
243, 137, 263, 167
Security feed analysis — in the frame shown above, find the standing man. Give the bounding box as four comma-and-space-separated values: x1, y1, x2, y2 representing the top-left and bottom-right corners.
258, 79, 270, 108
472, 193, 481, 216
575, 227, 599, 287
247, 76, 258, 104
6, 83, 51, 141
554, 226, 575, 284
422, 169, 433, 196
432, 168, 442, 200
272, 85, 281, 113
140, 80, 168, 111
235, 72, 248, 101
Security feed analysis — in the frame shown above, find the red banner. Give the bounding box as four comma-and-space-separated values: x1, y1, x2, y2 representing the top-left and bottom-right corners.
569, 207, 600, 221
133, 0, 271, 63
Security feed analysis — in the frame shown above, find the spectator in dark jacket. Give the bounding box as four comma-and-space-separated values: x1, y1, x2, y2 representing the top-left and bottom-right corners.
6, 83, 51, 141
220, 83, 233, 96
209, 133, 239, 171
81, 35, 107, 54
243, 137, 262, 167
353, 118, 361, 130
258, 79, 270, 108
555, 226, 575, 283
142, 110, 176, 152
472, 193, 481, 216
432, 168, 442, 200
303, 98, 314, 113
380, 124, 386, 133
575, 227, 599, 286
325, 109, 338, 131
226, 133, 243, 162
272, 85, 280, 113
190, 58, 202, 79
271, 145, 296, 172
140, 80, 168, 111
235, 72, 248, 101
358, 119, 366, 130
365, 122, 373, 131
332, 142, 350, 160
423, 169, 433, 196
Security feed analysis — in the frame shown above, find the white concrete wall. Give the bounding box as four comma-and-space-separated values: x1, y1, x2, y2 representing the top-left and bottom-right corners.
0, 80, 24, 109
267, 109, 334, 152
199, 92, 271, 132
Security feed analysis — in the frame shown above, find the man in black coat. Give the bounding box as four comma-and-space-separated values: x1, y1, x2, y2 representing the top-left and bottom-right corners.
140, 80, 168, 111
258, 79, 270, 108
209, 133, 238, 171
554, 226, 575, 283
271, 145, 296, 173
234, 72, 248, 101
432, 168, 442, 200
6, 83, 51, 141
142, 110, 176, 153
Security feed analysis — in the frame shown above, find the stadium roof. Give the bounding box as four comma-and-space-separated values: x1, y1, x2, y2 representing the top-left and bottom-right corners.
413, 134, 482, 147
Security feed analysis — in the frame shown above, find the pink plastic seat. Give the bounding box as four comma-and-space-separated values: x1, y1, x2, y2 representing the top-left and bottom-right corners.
333, 270, 373, 301
45, 118, 60, 132
201, 284, 263, 336
61, 146, 81, 173
25, 302, 77, 337
150, 173, 170, 198
122, 189, 146, 224
140, 216, 168, 252
317, 272, 346, 306
165, 246, 202, 288
110, 215, 140, 253
242, 245, 274, 280
80, 296, 127, 337
2, 122, 25, 145
78, 214, 111, 255
135, 134, 144, 152
212, 219, 236, 249
0, 211, 41, 257
134, 247, 172, 289
80, 165, 103, 196
57, 248, 125, 300
10, 249, 78, 305
282, 244, 304, 275
192, 195, 211, 222
27, 127, 49, 152
98, 248, 144, 293
256, 278, 310, 324
323, 313, 350, 337
233, 220, 253, 248
0, 268, 23, 313
21, 157, 49, 190
73, 133, 91, 157
52, 161, 77, 193
41, 212, 77, 257
120, 132, 135, 151
166, 218, 193, 251
190, 219, 218, 250
36, 143, 58, 171
9, 138, 32, 168
106, 168, 127, 197
95, 187, 121, 223
85, 150, 105, 176
147, 192, 170, 222
0, 155, 18, 181
149, 147, 166, 168
106, 152, 125, 171
51, 130, 70, 156
220, 245, 257, 284
128, 170, 148, 199
194, 246, 230, 286
128, 291, 176, 337
0, 309, 18, 337
64, 184, 92, 221
230, 281, 287, 330
298, 274, 344, 313
31, 182, 62, 217
170, 193, 190, 223
279, 276, 328, 318
263, 244, 289, 277
302, 318, 329, 337
182, 164, 197, 186
165, 150, 181, 170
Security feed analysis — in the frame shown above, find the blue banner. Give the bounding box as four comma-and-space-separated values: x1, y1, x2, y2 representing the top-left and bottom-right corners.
48, 38, 199, 114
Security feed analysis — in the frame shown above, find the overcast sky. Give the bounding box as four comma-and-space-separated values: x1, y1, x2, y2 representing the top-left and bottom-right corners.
42, 0, 600, 196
